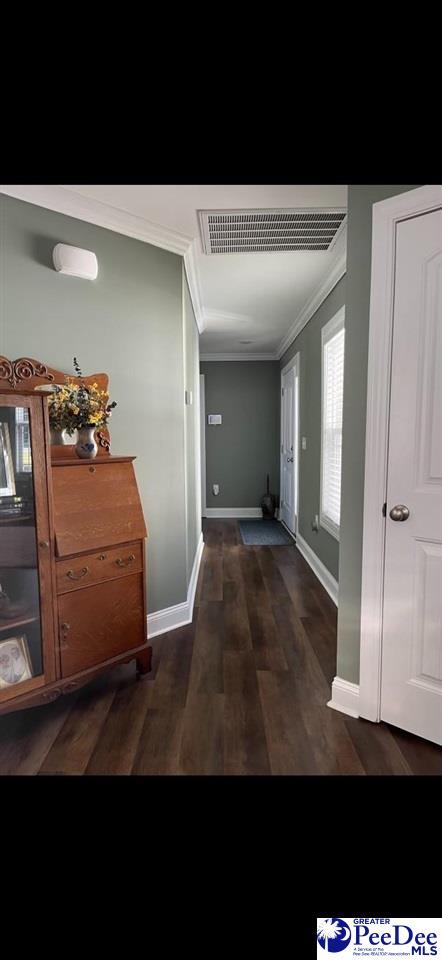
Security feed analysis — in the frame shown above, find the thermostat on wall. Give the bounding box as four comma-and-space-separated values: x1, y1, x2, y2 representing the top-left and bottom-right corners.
208, 414, 222, 425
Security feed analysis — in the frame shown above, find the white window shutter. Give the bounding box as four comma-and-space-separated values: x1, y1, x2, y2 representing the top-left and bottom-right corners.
321, 309, 345, 539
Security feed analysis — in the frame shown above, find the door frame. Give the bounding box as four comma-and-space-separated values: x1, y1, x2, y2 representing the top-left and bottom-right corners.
200, 373, 206, 518
280, 352, 300, 535
359, 184, 442, 722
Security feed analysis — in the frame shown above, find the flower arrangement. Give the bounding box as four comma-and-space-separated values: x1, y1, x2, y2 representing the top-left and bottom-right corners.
47, 358, 117, 435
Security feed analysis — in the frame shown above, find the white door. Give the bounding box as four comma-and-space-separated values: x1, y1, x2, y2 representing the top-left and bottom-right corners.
381, 207, 442, 745
280, 359, 299, 534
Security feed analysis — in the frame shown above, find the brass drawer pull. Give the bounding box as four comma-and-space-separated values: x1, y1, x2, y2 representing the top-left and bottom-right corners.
67, 566, 89, 580
116, 554, 136, 567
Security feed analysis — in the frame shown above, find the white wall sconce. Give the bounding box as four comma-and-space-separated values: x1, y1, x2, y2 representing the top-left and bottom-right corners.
53, 243, 98, 280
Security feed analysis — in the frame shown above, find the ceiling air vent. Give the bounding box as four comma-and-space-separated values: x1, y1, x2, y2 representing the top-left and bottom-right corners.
198, 208, 347, 254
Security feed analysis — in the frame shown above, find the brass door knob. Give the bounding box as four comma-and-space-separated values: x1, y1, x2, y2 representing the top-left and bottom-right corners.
389, 504, 410, 522
39, 540, 49, 549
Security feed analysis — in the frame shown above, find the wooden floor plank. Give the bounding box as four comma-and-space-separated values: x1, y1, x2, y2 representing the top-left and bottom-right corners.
224, 695, 271, 776
147, 624, 195, 708
343, 715, 413, 775
223, 579, 253, 652
240, 548, 289, 671
299, 614, 337, 687
271, 600, 365, 775
222, 519, 240, 546
200, 545, 223, 602
0, 696, 76, 776
39, 674, 118, 775
179, 693, 224, 775
257, 670, 320, 775
223, 649, 271, 775
85, 676, 154, 776
131, 707, 185, 775
187, 601, 224, 697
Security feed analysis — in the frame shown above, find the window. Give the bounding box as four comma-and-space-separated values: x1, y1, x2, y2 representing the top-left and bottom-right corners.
320, 307, 345, 540
15, 407, 32, 473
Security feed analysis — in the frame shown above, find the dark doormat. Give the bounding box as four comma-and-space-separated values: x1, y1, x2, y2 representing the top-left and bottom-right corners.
239, 519, 295, 546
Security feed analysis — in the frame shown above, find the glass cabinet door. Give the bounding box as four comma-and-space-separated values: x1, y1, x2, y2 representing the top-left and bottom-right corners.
0, 396, 53, 698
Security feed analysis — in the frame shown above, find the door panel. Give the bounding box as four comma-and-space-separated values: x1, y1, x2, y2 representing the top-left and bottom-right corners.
381, 208, 442, 745
0, 394, 56, 703
59, 573, 145, 676
52, 461, 147, 557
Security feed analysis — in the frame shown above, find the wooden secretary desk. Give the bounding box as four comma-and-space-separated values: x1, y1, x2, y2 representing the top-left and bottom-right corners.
0, 357, 151, 716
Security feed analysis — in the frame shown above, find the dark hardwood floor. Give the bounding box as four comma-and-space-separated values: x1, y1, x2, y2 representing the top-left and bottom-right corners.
1, 519, 441, 775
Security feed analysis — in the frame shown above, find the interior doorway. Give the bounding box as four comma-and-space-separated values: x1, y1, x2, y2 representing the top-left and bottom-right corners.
280, 354, 299, 536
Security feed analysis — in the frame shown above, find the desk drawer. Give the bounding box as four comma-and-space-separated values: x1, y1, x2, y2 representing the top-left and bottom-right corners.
56, 541, 143, 594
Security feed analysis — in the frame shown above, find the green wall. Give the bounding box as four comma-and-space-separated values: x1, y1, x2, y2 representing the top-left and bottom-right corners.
183, 272, 201, 583
280, 276, 345, 582
200, 361, 280, 509
337, 184, 422, 683
0, 194, 199, 615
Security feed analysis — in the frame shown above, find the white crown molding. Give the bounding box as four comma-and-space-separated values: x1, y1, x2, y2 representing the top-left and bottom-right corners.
295, 532, 338, 605
276, 221, 347, 360
147, 533, 204, 638
203, 308, 252, 324
1, 183, 208, 337
327, 676, 360, 719
183, 241, 206, 334
200, 353, 276, 361
0, 184, 192, 255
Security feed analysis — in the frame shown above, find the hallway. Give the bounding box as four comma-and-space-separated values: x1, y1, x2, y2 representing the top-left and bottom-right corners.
0, 520, 441, 775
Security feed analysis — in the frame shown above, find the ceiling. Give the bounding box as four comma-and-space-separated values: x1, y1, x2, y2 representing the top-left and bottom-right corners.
1, 183, 348, 357
62, 184, 347, 357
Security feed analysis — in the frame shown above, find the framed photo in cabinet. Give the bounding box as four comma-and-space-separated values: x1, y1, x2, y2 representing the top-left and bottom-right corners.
0, 635, 33, 689
0, 423, 16, 496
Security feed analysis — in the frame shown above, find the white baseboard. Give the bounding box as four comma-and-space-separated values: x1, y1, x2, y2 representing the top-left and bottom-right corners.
205, 507, 262, 518
279, 519, 297, 542
327, 676, 360, 718
295, 532, 339, 605
147, 532, 204, 638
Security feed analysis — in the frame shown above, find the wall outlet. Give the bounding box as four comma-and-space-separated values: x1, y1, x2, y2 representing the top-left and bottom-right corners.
213, 484, 220, 496
302, 436, 307, 450
208, 414, 222, 425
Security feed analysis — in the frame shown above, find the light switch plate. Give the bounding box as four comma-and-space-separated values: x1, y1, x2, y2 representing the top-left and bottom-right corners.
208, 414, 222, 425
302, 436, 307, 450
185, 390, 193, 405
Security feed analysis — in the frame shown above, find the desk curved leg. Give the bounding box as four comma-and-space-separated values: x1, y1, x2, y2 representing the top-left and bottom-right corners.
136, 645, 152, 679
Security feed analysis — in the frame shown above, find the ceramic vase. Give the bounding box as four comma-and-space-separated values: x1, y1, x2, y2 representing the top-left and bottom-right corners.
50, 427, 66, 445
75, 425, 98, 460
